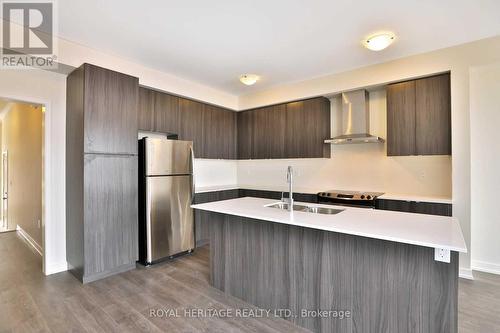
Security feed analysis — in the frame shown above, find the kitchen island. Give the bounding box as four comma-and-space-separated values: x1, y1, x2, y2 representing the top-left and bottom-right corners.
191, 197, 466, 333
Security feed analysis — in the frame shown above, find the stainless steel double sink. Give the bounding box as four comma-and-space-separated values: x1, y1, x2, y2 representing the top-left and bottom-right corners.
266, 202, 344, 215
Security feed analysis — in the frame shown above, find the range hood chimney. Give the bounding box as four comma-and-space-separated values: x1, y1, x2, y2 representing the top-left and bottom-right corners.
324, 90, 384, 145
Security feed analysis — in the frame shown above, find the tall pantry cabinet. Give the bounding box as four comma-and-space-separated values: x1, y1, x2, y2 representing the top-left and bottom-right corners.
66, 64, 139, 283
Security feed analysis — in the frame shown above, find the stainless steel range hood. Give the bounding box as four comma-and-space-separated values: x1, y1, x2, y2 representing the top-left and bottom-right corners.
324, 90, 384, 145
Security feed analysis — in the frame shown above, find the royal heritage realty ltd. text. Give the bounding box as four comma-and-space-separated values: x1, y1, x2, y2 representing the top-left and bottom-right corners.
150, 308, 352, 320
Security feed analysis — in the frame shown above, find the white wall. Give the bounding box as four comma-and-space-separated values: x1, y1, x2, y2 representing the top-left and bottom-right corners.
470, 62, 500, 275
238, 35, 500, 277
56, 38, 238, 110
194, 160, 238, 188
0, 69, 67, 275
238, 89, 452, 198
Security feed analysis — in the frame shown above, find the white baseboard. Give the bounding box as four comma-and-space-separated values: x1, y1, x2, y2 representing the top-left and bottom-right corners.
459, 267, 474, 280
44, 261, 68, 275
472, 260, 500, 275
16, 225, 42, 256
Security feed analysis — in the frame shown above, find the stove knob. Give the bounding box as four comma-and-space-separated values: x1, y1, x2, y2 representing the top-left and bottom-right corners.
320, 192, 326, 196
360, 195, 365, 199
366, 195, 371, 200
327, 193, 332, 197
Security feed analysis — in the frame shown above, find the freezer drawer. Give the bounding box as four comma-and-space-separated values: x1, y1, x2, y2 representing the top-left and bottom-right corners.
145, 138, 193, 176
145, 175, 194, 263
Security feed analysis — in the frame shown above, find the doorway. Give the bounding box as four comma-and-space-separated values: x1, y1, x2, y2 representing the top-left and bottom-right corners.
1, 151, 8, 232
0, 98, 44, 259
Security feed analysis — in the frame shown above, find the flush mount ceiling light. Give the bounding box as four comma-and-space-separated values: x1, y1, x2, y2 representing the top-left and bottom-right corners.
363, 32, 396, 51
239, 74, 259, 86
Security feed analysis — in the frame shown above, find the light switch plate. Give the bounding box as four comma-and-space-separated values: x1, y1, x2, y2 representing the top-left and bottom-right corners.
434, 248, 451, 263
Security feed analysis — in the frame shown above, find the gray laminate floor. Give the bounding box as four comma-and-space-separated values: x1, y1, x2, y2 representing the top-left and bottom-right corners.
0, 231, 499, 333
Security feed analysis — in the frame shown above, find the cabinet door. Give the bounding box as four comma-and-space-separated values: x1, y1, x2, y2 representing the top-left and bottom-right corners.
387, 81, 416, 156
178, 98, 204, 157
154, 92, 179, 134
376, 199, 452, 217
265, 105, 287, 159
375, 199, 413, 213
202, 105, 237, 159
303, 98, 330, 158
415, 74, 451, 155
237, 110, 254, 159
412, 202, 452, 217
138, 87, 155, 131
83, 154, 138, 278
285, 101, 306, 158
84, 64, 138, 155
194, 189, 239, 245
224, 109, 238, 159
251, 107, 270, 159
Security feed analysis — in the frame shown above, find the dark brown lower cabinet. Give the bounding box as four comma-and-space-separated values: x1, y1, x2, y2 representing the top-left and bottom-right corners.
194, 189, 239, 246
375, 199, 452, 217
205, 211, 459, 333
68, 154, 138, 283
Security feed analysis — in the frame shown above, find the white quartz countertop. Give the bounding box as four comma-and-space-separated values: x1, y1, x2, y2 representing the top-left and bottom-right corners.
191, 197, 466, 253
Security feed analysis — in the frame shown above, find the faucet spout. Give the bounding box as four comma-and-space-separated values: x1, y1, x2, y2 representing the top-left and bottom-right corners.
286, 166, 294, 211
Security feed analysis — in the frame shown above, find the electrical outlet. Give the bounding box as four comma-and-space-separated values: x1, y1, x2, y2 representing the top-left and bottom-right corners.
37, 219, 41, 228
434, 248, 451, 263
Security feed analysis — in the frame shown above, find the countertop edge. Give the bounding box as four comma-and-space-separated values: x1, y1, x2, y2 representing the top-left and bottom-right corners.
191, 198, 467, 253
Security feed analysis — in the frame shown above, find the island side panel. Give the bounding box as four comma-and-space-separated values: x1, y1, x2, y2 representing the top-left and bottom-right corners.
204, 211, 458, 333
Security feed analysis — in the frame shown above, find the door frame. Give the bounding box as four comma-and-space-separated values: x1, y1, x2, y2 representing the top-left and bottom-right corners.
1, 150, 8, 230
0, 94, 50, 274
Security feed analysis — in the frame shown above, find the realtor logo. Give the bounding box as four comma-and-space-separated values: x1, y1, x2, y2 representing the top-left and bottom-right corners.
1, 1, 57, 68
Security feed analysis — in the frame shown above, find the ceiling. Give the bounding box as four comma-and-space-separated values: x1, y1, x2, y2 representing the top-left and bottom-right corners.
58, 0, 500, 95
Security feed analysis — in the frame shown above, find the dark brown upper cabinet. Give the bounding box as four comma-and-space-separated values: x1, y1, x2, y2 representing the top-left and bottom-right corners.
251, 107, 272, 159
287, 98, 331, 159
387, 80, 416, 156
138, 87, 238, 159
415, 74, 451, 155
238, 97, 330, 159
202, 104, 237, 159
267, 104, 287, 158
83, 64, 139, 155
285, 101, 306, 158
238, 105, 287, 160
138, 87, 155, 131
386, 73, 451, 156
154, 91, 179, 134
178, 98, 204, 157
237, 110, 254, 159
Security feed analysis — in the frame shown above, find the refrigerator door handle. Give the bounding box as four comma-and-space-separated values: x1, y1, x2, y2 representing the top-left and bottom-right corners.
189, 146, 195, 203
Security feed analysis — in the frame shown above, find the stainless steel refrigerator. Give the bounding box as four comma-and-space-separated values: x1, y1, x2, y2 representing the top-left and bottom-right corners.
138, 137, 195, 265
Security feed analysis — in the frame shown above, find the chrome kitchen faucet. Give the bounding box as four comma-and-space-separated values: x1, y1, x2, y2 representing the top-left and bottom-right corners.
286, 166, 294, 211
